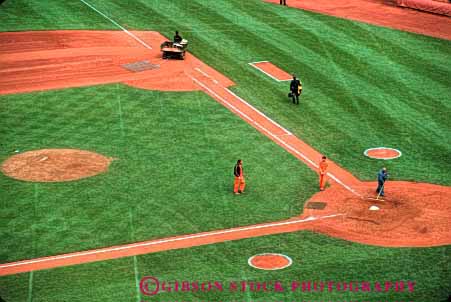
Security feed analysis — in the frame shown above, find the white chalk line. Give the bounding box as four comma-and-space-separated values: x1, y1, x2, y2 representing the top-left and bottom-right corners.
79, 0, 152, 50
248, 62, 292, 82
195, 67, 290, 136
193, 69, 292, 136
0, 73, 358, 273
195, 67, 219, 84
225, 88, 293, 136
190, 76, 255, 123
248, 62, 281, 82
249, 60, 269, 64
191, 76, 290, 144
191, 76, 363, 198
0, 214, 342, 270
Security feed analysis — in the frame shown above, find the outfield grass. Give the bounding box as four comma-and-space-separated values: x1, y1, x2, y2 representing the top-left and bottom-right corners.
3, 0, 448, 184
0, 0, 450, 301
0, 231, 449, 301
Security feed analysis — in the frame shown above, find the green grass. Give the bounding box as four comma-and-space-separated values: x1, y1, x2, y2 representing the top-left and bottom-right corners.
0, 0, 450, 301
1, 231, 450, 301
1, 1, 449, 184
0, 84, 317, 263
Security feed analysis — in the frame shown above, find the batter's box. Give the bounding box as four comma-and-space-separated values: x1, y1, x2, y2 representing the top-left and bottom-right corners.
122, 60, 160, 72
305, 202, 327, 210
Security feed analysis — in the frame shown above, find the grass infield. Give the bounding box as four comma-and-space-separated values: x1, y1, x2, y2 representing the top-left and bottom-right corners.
0, 85, 316, 263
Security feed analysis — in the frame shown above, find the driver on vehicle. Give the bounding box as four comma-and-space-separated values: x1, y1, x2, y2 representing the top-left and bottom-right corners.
173, 31, 182, 44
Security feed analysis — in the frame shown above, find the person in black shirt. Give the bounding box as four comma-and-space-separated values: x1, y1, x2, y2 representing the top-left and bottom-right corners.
173, 31, 182, 44
280, 0, 287, 5
290, 75, 302, 105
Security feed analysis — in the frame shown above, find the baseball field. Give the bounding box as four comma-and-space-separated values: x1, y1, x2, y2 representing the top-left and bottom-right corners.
0, 0, 450, 301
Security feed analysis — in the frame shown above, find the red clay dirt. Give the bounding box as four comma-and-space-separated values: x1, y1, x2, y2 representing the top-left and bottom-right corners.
305, 181, 451, 247
2, 179, 450, 276
0, 30, 234, 95
365, 147, 402, 159
250, 61, 293, 81
264, 0, 451, 40
0, 30, 450, 276
248, 254, 292, 270
1, 149, 113, 182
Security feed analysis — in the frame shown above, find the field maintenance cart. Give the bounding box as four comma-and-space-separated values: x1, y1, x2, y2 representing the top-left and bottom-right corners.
160, 39, 188, 60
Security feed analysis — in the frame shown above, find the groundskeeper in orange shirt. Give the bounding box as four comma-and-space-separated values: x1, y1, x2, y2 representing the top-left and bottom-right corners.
319, 156, 328, 191
233, 159, 246, 195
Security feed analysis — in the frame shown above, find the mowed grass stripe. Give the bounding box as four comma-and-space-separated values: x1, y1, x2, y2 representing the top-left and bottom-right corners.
0, 0, 114, 31
0, 85, 316, 262
0, 1, 450, 301
234, 4, 449, 129
1, 231, 449, 301
32, 0, 451, 183
164, 0, 449, 182
160, 0, 450, 183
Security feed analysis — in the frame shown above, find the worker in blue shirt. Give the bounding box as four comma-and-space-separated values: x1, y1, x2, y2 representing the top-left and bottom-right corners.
376, 167, 388, 197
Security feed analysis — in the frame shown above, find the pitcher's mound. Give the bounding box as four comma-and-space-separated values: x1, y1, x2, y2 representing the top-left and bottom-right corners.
1, 149, 114, 182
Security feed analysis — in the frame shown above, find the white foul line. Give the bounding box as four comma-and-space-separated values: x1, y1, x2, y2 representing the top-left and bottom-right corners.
195, 67, 219, 84
194, 69, 292, 136
249, 60, 269, 64
249, 62, 281, 82
0, 75, 358, 272
79, 0, 152, 50
190, 76, 362, 198
225, 87, 292, 136
248, 62, 291, 82
0, 214, 341, 270
193, 75, 318, 168
190, 76, 255, 123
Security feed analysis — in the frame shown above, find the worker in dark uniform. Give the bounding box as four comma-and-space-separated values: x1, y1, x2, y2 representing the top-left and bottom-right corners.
376, 167, 388, 197
173, 31, 182, 44
290, 75, 301, 105
280, 0, 287, 5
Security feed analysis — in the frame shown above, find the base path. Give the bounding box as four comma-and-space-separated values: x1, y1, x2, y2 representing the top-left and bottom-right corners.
2, 179, 450, 276
1, 30, 450, 276
0, 215, 339, 276
264, 0, 451, 40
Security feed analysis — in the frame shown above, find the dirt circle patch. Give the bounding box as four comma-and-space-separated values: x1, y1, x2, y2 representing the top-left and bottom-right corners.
1, 149, 114, 182
248, 253, 292, 270
364, 147, 402, 160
